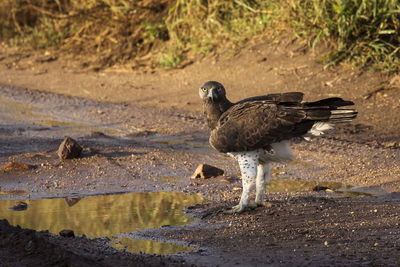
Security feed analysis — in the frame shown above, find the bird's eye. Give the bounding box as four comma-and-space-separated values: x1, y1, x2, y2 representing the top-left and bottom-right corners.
201, 88, 207, 92
217, 87, 222, 91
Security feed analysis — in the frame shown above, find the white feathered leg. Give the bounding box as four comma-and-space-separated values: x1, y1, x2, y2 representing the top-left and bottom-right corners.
255, 163, 270, 204
226, 145, 292, 214
226, 152, 258, 213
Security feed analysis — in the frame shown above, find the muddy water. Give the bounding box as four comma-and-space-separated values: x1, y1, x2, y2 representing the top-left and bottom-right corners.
267, 179, 350, 193
0, 192, 204, 254
266, 178, 377, 197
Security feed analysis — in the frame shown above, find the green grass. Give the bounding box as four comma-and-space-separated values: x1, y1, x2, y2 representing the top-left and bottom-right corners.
164, 0, 276, 54
0, 0, 399, 72
284, 0, 400, 72
157, 45, 182, 68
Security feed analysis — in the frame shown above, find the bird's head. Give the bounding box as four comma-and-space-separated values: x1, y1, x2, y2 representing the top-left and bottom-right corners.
199, 81, 226, 102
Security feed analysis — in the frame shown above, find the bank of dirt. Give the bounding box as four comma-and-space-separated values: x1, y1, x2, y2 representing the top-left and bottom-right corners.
0, 36, 400, 266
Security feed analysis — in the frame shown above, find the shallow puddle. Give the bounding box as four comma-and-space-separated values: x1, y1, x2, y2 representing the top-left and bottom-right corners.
110, 237, 193, 255
266, 179, 351, 193
334, 190, 373, 197
266, 179, 375, 197
0, 192, 203, 254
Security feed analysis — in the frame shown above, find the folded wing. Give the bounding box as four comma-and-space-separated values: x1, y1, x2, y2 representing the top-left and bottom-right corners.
209, 98, 356, 153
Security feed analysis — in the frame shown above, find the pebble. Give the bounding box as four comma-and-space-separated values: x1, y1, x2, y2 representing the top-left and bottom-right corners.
191, 164, 224, 179
312, 185, 329, 192
1, 162, 31, 171
57, 136, 83, 159
59, 229, 75, 238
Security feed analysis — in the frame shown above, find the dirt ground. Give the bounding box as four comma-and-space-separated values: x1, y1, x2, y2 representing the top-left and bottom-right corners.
1, 36, 400, 266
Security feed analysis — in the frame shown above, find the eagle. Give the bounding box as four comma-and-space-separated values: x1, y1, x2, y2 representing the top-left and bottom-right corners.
199, 81, 357, 213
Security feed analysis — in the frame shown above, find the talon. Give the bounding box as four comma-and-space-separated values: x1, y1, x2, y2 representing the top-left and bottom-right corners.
223, 201, 272, 214
223, 204, 246, 214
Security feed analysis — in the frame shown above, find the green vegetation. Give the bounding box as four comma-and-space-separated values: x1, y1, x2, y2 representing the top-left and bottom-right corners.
285, 0, 400, 71
0, 0, 399, 71
165, 1, 276, 54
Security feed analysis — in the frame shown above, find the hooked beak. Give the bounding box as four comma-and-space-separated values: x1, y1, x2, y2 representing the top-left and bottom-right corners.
207, 88, 218, 101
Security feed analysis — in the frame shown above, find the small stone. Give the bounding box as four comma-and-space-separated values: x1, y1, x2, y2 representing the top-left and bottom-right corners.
8, 201, 28, 211
59, 229, 75, 238
191, 164, 224, 179
1, 162, 31, 172
25, 240, 34, 252
324, 241, 328, 246
313, 185, 329, 192
57, 136, 82, 160
381, 141, 398, 148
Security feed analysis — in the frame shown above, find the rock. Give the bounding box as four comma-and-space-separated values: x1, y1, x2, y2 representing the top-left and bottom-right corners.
191, 164, 224, 179
381, 141, 399, 148
1, 162, 31, 172
8, 201, 28, 211
125, 130, 156, 137
57, 137, 82, 160
312, 185, 329, 192
59, 229, 75, 238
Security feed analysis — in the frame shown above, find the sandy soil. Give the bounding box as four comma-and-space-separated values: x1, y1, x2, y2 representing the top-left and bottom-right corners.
1, 36, 400, 266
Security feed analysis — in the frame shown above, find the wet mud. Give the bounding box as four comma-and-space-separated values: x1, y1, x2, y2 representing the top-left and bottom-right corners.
1, 83, 400, 266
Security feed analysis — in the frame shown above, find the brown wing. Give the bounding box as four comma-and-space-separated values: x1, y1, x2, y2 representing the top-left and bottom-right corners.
209, 101, 314, 153
235, 92, 304, 105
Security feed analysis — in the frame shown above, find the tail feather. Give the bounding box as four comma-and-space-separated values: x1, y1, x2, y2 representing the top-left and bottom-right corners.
281, 95, 357, 133
304, 98, 357, 138
302, 97, 357, 123
329, 109, 358, 122
279, 95, 357, 140
305, 97, 354, 108
304, 109, 332, 120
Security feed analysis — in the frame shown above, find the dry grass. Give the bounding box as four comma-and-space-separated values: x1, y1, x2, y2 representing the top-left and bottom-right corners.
0, 0, 399, 71
0, 0, 173, 68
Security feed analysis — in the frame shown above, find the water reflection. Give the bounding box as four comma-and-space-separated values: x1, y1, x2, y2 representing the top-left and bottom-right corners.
110, 238, 193, 255
0, 192, 203, 254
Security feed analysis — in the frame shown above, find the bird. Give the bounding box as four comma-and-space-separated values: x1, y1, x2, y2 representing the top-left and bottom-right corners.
199, 81, 357, 213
